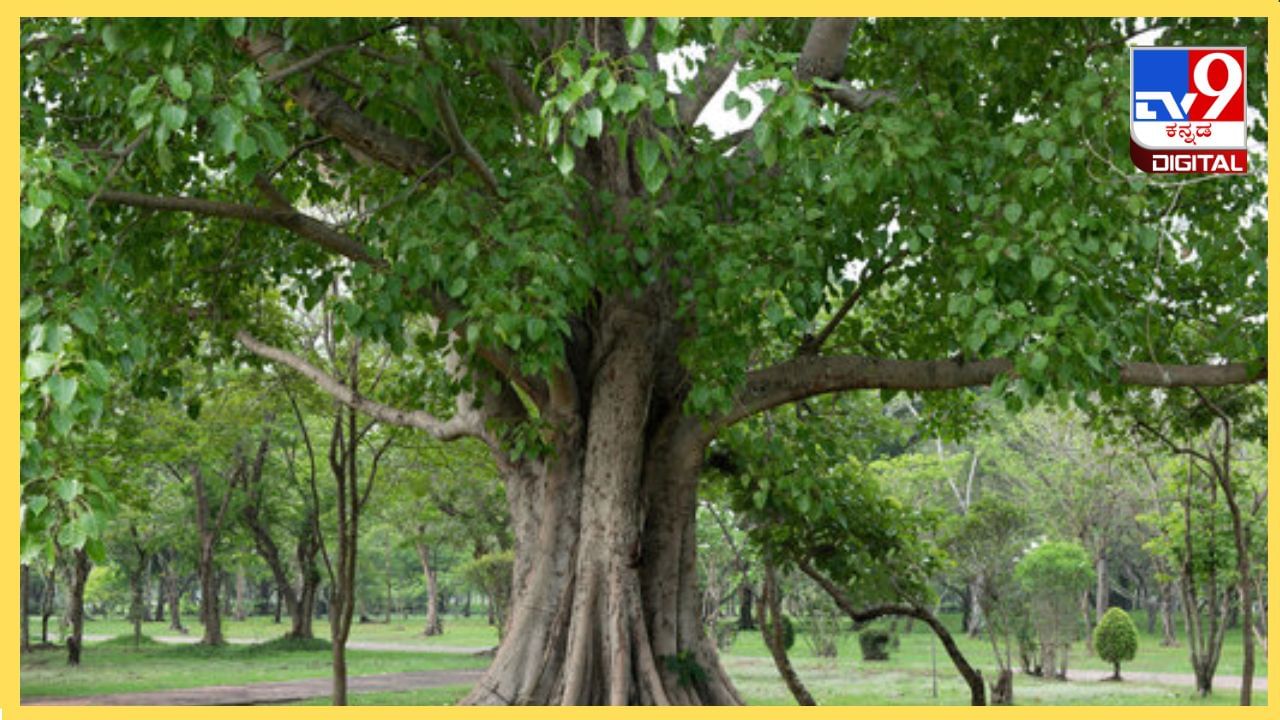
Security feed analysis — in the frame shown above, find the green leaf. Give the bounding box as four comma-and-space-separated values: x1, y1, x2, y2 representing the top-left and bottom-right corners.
69, 307, 98, 335
1029, 350, 1050, 374
20, 296, 43, 321
1003, 202, 1023, 226
163, 65, 192, 100
624, 18, 647, 49
555, 143, 575, 176
160, 104, 187, 131
1030, 256, 1055, 282
55, 477, 81, 503
85, 537, 108, 565
223, 18, 246, 37
235, 131, 259, 159
101, 24, 124, 53
581, 107, 603, 138
25, 495, 48, 517
20, 206, 44, 229
526, 317, 546, 342
447, 276, 469, 298
23, 352, 55, 379
1037, 139, 1057, 161
47, 374, 78, 408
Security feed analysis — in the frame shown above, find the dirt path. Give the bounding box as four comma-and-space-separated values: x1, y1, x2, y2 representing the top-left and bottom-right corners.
1059, 667, 1267, 691
80, 634, 492, 655
24, 668, 485, 706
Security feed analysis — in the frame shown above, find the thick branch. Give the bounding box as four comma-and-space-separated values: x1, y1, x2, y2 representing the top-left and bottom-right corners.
243, 33, 450, 178
725, 354, 1264, 429
96, 190, 382, 267
796, 18, 858, 83
236, 331, 478, 441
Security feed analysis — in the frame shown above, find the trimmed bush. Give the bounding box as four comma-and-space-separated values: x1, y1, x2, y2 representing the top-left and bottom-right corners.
859, 628, 892, 661
1093, 607, 1138, 680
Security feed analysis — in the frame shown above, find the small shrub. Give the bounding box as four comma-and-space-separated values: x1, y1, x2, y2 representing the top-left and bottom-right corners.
859, 628, 892, 661
1093, 607, 1138, 680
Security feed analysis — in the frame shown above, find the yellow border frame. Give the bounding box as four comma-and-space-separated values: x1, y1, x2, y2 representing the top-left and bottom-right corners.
8, 9, 1276, 719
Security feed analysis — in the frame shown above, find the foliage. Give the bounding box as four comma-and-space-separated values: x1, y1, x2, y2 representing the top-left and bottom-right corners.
1016, 540, 1095, 662
1094, 608, 1138, 673
858, 629, 892, 661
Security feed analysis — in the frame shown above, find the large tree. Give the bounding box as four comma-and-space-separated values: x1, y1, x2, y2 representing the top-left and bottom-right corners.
21, 18, 1265, 704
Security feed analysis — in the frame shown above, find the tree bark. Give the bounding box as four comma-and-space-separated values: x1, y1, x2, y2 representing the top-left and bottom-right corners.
66, 548, 89, 666
41, 568, 56, 644
415, 538, 443, 636
165, 560, 186, 633
760, 563, 816, 705
461, 301, 741, 705
21, 563, 31, 653
737, 583, 755, 631
234, 565, 248, 621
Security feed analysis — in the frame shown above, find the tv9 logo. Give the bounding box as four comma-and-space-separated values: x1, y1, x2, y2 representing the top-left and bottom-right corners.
1130, 48, 1247, 174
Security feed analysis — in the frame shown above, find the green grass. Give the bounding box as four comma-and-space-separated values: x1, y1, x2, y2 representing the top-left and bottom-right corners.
21, 635, 488, 700
286, 685, 473, 705
722, 610, 1267, 678
723, 656, 1266, 706
63, 612, 501, 647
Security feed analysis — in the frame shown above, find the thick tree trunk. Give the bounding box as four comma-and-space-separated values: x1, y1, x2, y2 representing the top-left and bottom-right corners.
66, 549, 89, 666
461, 303, 741, 705
21, 563, 31, 653
415, 539, 443, 636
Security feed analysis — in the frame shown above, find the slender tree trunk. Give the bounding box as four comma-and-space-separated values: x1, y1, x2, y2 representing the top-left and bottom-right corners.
737, 583, 755, 631
1094, 554, 1109, 623
153, 572, 166, 622
21, 563, 31, 653
40, 568, 56, 644
234, 565, 248, 621
66, 549, 89, 666
760, 563, 815, 705
415, 538, 443, 636
165, 564, 185, 632
129, 551, 147, 647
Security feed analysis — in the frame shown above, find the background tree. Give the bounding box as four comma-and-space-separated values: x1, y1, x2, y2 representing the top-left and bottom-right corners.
1015, 540, 1095, 680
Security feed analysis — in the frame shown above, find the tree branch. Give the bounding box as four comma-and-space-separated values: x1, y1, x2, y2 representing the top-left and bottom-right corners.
236, 331, 479, 441
96, 190, 383, 267
723, 355, 1265, 430
678, 21, 756, 127
439, 19, 543, 116
242, 33, 451, 178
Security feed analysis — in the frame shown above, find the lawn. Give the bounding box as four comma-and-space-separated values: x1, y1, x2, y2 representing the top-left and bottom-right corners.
23, 610, 1267, 705
20, 635, 488, 700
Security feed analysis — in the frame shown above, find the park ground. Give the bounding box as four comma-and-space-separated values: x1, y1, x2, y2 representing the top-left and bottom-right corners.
21, 610, 1267, 706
